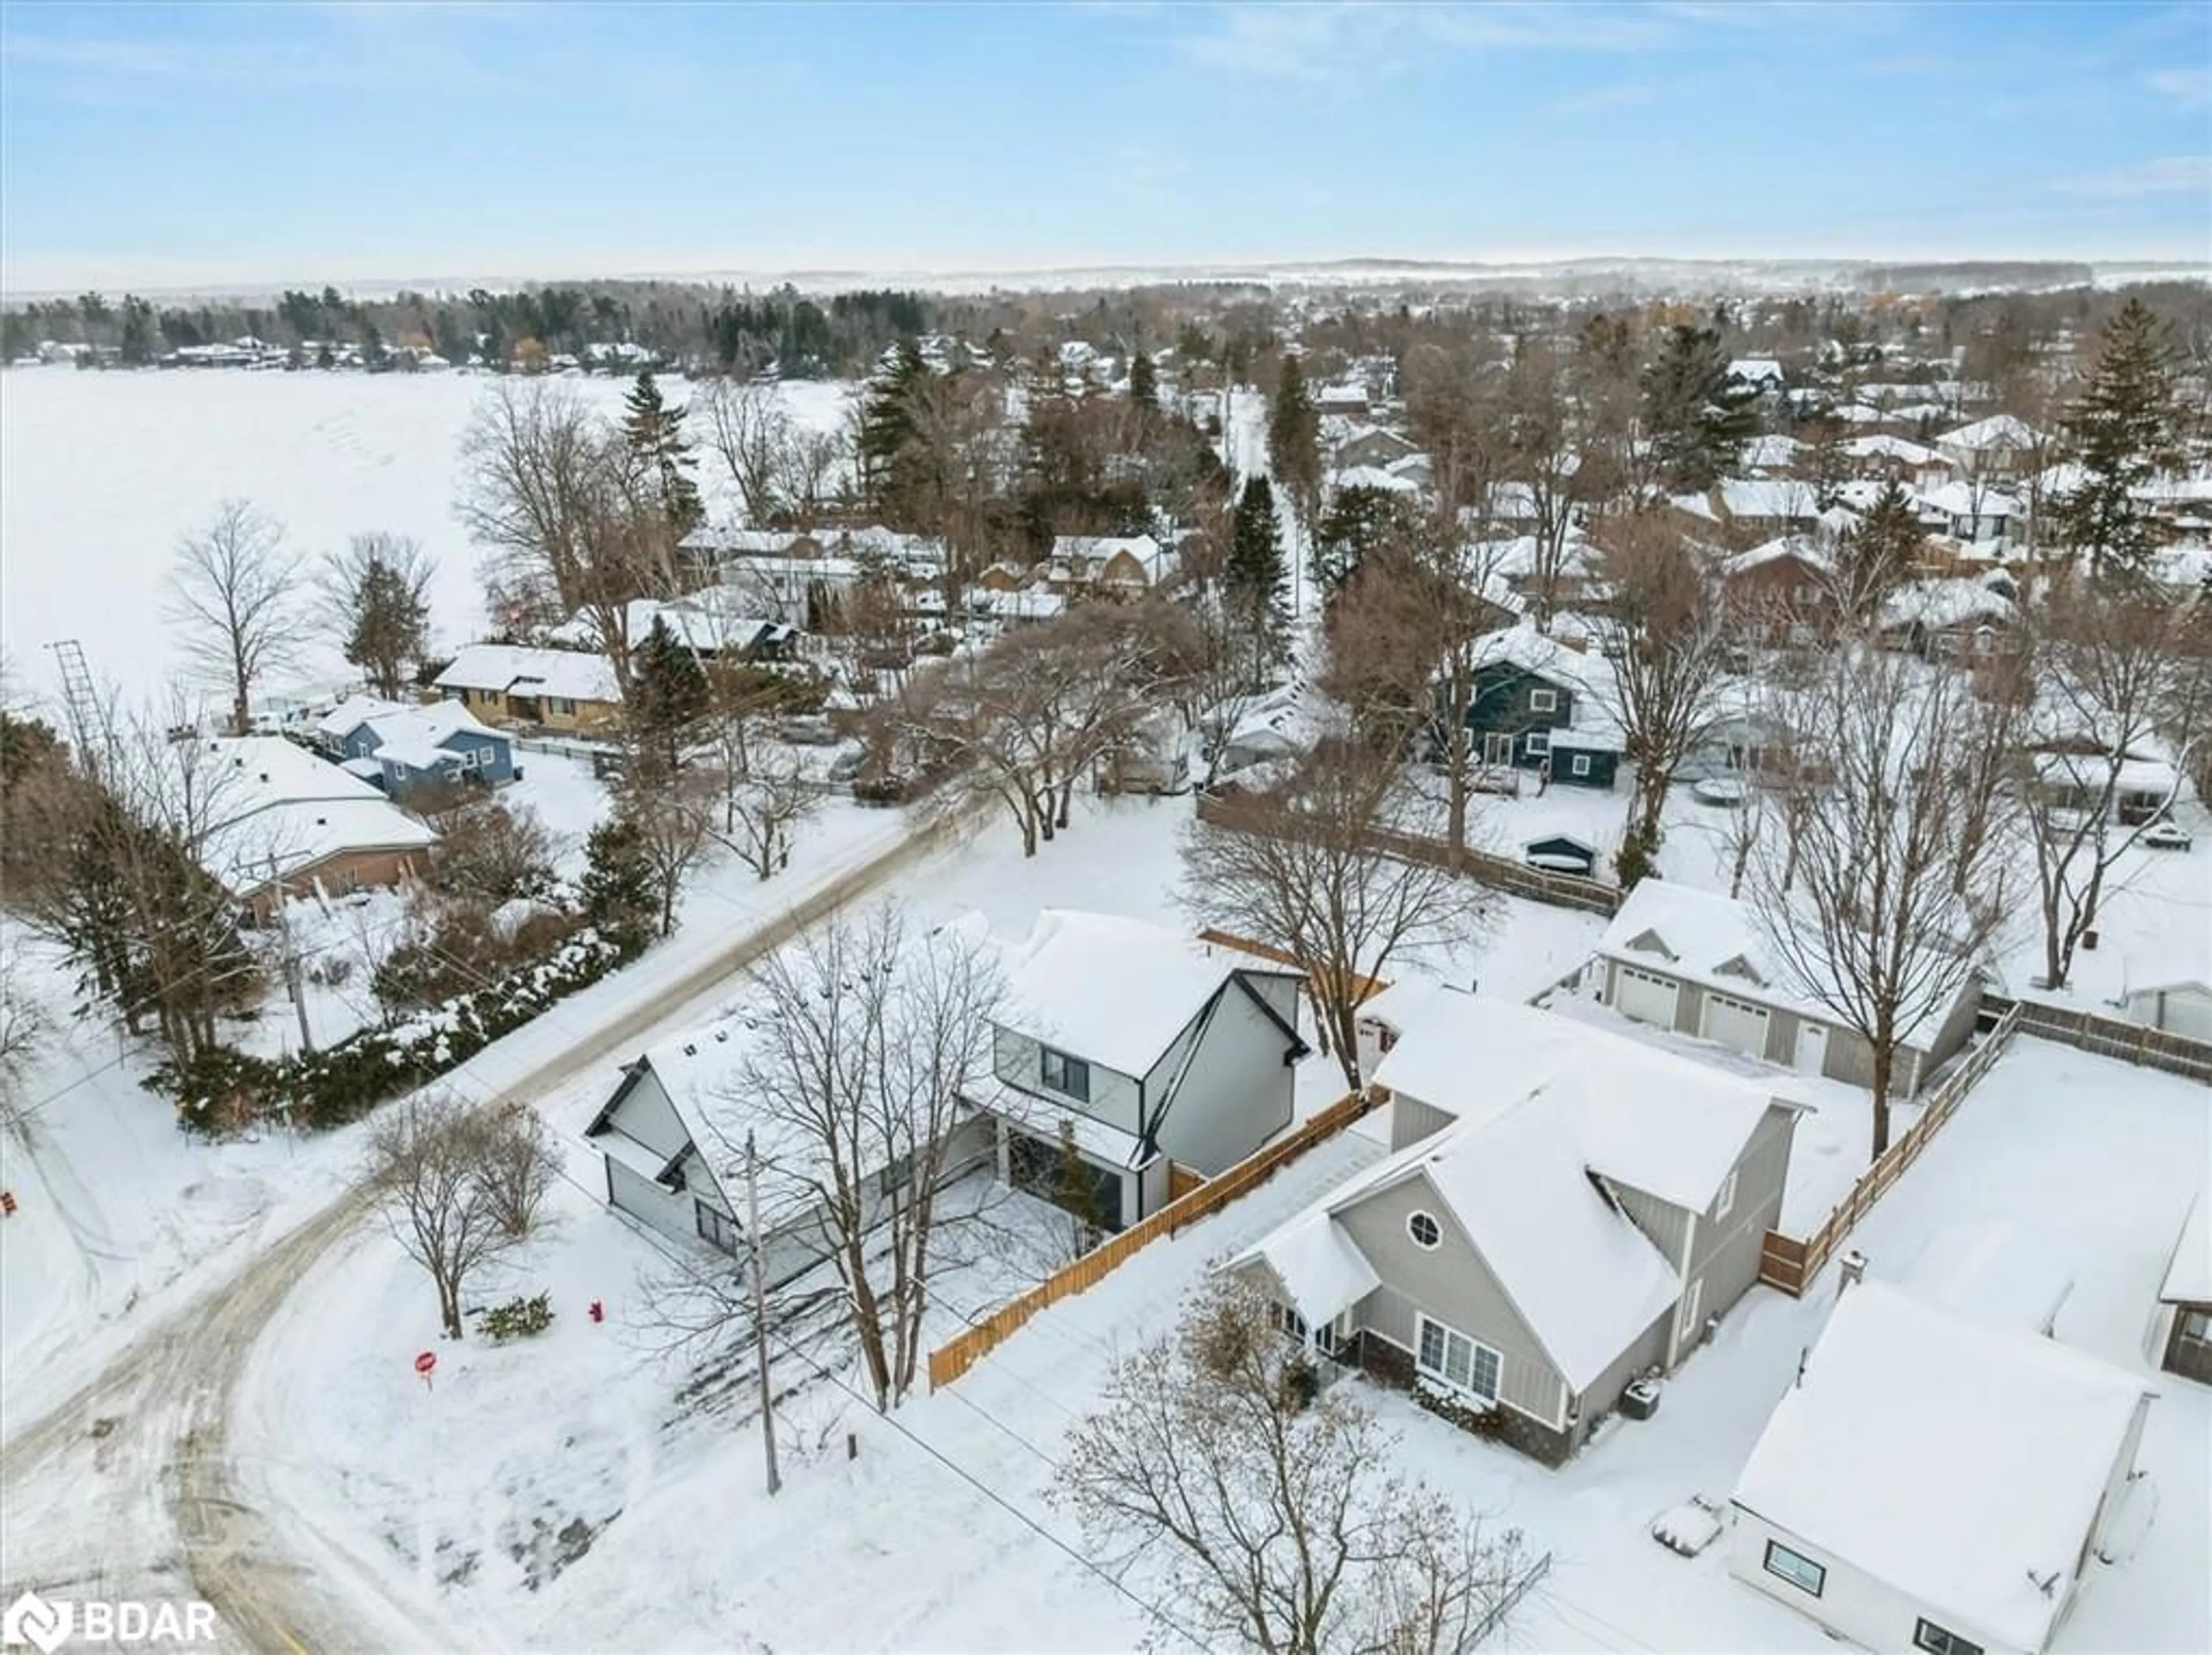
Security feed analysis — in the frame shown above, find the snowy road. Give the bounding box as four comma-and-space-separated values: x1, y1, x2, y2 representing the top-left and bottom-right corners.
0, 801, 977, 1654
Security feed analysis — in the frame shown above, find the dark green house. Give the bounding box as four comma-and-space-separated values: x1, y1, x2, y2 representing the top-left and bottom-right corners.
1461, 628, 1621, 791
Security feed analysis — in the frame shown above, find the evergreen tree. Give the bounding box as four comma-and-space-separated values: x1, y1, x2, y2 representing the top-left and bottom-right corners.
1267, 353, 1323, 525
627, 617, 709, 770
1642, 324, 1756, 492
856, 340, 929, 514
344, 558, 431, 699
1836, 480, 1922, 627
118, 296, 156, 365
1128, 351, 1159, 411
578, 816, 657, 953
1310, 483, 1406, 596
2050, 298, 2184, 581
1226, 476, 1289, 688
623, 370, 705, 538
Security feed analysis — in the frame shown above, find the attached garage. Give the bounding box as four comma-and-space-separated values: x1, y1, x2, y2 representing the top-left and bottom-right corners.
1614, 965, 1681, 1031
1701, 991, 1772, 1060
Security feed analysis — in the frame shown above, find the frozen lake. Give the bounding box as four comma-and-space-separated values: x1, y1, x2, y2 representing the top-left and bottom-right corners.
0, 368, 853, 710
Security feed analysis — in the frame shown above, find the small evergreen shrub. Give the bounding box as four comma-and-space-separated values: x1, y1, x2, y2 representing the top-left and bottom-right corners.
479, 1291, 555, 1343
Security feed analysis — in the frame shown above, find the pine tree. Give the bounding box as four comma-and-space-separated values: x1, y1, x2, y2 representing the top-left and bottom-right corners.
1642, 324, 1756, 493
627, 617, 709, 770
2050, 298, 2183, 581
857, 340, 929, 513
1226, 476, 1289, 688
1267, 354, 1322, 520
1310, 483, 1405, 595
344, 558, 431, 699
1836, 480, 1922, 627
623, 370, 704, 539
579, 816, 657, 953
1128, 351, 1159, 411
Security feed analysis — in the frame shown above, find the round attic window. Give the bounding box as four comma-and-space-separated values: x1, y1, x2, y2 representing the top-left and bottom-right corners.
1407, 1211, 1441, 1249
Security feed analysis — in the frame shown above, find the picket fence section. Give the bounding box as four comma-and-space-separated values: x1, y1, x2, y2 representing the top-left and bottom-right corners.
1758, 1001, 2022, 1296
927, 1089, 1379, 1390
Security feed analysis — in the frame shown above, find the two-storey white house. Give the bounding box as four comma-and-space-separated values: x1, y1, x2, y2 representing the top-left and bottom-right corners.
963, 912, 1308, 1231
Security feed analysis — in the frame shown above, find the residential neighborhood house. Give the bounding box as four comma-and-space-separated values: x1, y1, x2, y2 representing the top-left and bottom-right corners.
433, 643, 626, 734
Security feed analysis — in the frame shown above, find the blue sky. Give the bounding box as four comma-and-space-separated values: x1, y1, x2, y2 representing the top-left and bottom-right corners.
2, 1, 2207, 293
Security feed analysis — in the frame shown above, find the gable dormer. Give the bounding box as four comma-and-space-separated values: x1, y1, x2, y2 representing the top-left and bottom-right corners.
1714, 954, 1767, 987
1623, 928, 1677, 962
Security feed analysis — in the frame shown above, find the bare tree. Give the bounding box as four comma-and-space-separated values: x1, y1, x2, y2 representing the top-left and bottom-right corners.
699, 377, 791, 525
1748, 646, 2016, 1157
364, 1092, 544, 1338
457, 381, 665, 684
164, 500, 304, 734
714, 752, 820, 881
1180, 741, 1494, 1087
778, 425, 850, 531
2013, 580, 2204, 990
1586, 511, 1735, 878
611, 763, 718, 938
474, 1101, 559, 1240
720, 905, 1003, 1409
1058, 1280, 1530, 1655
0, 939, 44, 1137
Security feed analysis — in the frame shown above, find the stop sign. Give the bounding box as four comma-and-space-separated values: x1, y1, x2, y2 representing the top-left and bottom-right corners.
415, 1350, 437, 1378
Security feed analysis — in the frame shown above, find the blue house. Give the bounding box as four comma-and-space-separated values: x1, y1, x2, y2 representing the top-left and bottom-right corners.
316, 696, 516, 798
1461, 626, 1622, 791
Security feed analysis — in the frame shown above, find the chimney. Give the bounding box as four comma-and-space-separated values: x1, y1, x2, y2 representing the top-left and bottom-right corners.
1838, 1248, 1868, 1292
1559, 634, 1589, 654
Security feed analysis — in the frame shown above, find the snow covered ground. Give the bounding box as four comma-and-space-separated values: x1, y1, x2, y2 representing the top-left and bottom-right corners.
0, 369, 854, 707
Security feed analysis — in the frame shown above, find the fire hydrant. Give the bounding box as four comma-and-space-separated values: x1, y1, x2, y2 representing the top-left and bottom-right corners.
588, 1299, 604, 1324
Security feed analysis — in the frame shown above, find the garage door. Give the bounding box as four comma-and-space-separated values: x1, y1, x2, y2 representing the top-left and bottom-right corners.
1615, 965, 1680, 1029
1702, 991, 1772, 1060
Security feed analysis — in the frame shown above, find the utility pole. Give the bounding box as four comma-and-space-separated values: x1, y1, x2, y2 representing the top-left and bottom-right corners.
746, 1131, 781, 1497
268, 858, 313, 1054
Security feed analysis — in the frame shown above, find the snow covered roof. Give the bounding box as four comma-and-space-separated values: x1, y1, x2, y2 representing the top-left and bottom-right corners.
1721, 535, 1833, 578
433, 644, 623, 706
1843, 434, 1942, 465
1878, 577, 2016, 632
1599, 880, 1962, 1047
1728, 358, 1785, 388
1232, 1211, 1382, 1328
323, 696, 503, 763
1334, 464, 1420, 495
1939, 414, 2040, 455
1733, 1280, 2152, 1654
196, 736, 438, 893
1468, 623, 1599, 691
1740, 435, 1803, 469
1716, 479, 1820, 522
2159, 1196, 2210, 1306
995, 911, 1296, 1079
1917, 480, 2021, 518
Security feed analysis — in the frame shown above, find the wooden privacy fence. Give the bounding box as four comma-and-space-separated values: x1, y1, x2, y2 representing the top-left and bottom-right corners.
1193, 790, 1622, 917
1759, 1001, 2023, 1296
928, 1089, 1380, 1390
1195, 927, 1391, 1005
1980, 993, 2212, 1084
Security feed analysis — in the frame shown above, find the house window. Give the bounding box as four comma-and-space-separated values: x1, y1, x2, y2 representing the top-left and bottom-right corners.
1528, 688, 1558, 713
1039, 1047, 1090, 1104
1913, 1620, 1983, 1655
695, 1200, 739, 1255
1407, 1211, 1442, 1249
1268, 1301, 1309, 1342
2180, 1309, 2210, 1342
1714, 1169, 1738, 1220
1570, 754, 1592, 778
552, 696, 577, 715
1762, 1540, 1826, 1597
1416, 1315, 1501, 1401
1524, 731, 1551, 759
479, 746, 497, 766
459, 748, 478, 770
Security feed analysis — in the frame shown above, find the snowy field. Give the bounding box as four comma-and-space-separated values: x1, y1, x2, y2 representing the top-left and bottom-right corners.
0, 368, 854, 707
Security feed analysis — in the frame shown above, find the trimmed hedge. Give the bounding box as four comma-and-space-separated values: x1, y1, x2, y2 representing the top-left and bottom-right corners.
158, 926, 641, 1136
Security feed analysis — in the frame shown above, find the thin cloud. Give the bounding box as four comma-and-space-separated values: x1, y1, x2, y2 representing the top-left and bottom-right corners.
2063, 155, 2212, 198
1176, 2, 1670, 81
2145, 67, 2210, 107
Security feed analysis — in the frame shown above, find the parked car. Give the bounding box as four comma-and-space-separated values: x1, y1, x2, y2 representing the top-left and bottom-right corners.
2138, 819, 2194, 852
